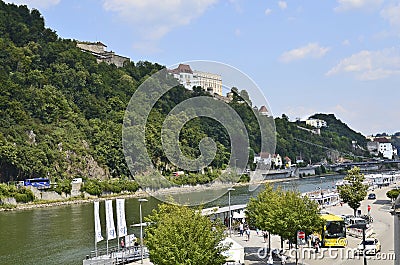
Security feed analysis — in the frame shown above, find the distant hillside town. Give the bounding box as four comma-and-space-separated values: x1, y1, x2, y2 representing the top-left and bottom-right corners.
253, 117, 400, 169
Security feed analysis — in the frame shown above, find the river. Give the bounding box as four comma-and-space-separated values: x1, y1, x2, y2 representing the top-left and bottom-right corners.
0, 175, 344, 265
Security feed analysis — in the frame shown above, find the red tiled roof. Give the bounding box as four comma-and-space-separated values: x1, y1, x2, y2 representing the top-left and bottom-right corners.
171, 64, 193, 74
259, 105, 268, 113
374, 137, 391, 143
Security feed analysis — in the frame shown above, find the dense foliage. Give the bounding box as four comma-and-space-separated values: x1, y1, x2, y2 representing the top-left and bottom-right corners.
145, 203, 228, 265
246, 183, 324, 242
337, 167, 368, 216
81, 178, 139, 196
275, 113, 369, 165
386, 188, 400, 201
0, 183, 34, 202
0, 2, 370, 188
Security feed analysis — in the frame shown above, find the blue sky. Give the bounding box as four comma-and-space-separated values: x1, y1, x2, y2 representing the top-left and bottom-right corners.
6, 0, 400, 136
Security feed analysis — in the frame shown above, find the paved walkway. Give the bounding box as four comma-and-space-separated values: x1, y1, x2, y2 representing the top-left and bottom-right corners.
230, 229, 305, 265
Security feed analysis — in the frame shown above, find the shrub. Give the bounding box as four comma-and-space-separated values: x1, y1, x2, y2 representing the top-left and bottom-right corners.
15, 193, 29, 203
53, 179, 72, 195
123, 180, 139, 192
82, 179, 103, 196
0, 183, 10, 197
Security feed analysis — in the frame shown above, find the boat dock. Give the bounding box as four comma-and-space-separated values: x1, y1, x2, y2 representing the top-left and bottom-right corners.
83, 245, 149, 265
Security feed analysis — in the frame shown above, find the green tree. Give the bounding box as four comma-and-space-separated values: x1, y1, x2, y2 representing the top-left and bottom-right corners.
386, 189, 400, 201
145, 203, 228, 265
53, 178, 72, 195
246, 183, 323, 245
337, 167, 368, 216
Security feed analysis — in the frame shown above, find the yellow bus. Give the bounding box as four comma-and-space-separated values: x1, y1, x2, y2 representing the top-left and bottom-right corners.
319, 213, 347, 247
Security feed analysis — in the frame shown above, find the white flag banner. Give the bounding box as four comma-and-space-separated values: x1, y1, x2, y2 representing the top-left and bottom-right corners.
105, 200, 116, 240
116, 198, 127, 237
94, 201, 104, 243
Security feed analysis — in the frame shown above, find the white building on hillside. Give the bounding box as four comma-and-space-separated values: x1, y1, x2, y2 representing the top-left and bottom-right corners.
306, 118, 327, 128
374, 138, 395, 159
169, 64, 222, 96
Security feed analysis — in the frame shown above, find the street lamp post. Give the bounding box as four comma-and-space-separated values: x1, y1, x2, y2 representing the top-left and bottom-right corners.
228, 188, 235, 237
138, 198, 148, 264
348, 223, 367, 265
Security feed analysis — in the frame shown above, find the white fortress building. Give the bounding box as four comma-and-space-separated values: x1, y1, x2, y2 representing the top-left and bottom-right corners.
169, 64, 223, 96
76, 41, 130, 67
305, 118, 327, 129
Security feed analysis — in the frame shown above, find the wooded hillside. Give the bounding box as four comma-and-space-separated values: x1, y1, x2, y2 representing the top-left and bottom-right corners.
0, 1, 369, 184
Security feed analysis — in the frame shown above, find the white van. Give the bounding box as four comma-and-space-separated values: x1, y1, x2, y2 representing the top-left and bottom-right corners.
348, 217, 367, 226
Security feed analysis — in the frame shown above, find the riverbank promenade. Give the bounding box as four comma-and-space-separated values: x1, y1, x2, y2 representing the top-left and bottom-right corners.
127, 183, 397, 265
231, 182, 397, 265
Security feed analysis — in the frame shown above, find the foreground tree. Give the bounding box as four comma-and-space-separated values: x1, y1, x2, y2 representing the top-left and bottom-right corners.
145, 203, 229, 265
337, 166, 368, 216
246, 183, 323, 245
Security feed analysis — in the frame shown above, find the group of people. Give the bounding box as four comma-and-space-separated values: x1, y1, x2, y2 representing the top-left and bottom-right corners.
308, 234, 321, 253
238, 222, 251, 241
266, 250, 287, 265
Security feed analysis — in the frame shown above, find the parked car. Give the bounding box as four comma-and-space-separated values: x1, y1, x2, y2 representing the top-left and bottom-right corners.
355, 238, 381, 255
339, 214, 354, 225
368, 193, 376, 200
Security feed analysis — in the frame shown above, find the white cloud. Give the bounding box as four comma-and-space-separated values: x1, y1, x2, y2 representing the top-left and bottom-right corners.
3, 0, 60, 9
342, 39, 351, 46
265, 8, 272, 15
381, 3, 400, 29
334, 0, 383, 12
278, 1, 287, 10
326, 48, 400, 80
279, 43, 330, 63
102, 0, 217, 47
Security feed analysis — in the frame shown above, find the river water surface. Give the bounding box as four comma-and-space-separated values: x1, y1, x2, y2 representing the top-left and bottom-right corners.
0, 175, 344, 265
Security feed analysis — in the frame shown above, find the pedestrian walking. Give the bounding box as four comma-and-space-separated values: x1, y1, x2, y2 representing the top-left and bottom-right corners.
267, 253, 274, 265
245, 227, 251, 241
310, 234, 315, 248
263, 231, 268, 243
314, 238, 320, 253
239, 223, 244, 236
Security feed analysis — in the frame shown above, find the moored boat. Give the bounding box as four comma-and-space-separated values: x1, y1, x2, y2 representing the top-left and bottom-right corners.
303, 189, 341, 207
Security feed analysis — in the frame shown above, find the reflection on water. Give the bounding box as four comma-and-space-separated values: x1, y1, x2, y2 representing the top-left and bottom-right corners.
0, 175, 343, 265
